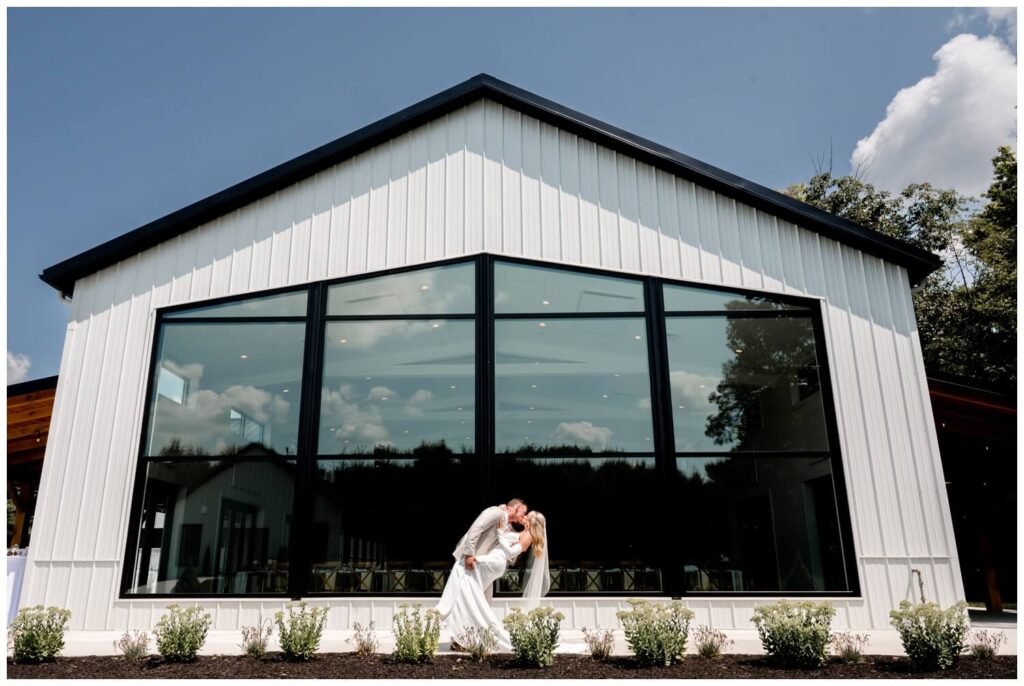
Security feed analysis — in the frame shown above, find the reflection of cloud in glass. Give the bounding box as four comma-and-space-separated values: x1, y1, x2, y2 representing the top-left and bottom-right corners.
320, 383, 391, 447
552, 421, 614, 451
319, 383, 449, 450
669, 370, 718, 408
404, 389, 433, 416
151, 384, 293, 454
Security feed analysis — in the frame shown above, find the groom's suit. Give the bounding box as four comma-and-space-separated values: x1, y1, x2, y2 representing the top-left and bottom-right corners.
452, 505, 508, 561
451, 505, 509, 600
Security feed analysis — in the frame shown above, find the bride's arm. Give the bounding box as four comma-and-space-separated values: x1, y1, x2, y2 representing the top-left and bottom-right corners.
518, 530, 533, 551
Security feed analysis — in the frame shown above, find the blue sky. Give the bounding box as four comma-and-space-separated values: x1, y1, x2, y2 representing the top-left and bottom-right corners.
7, 7, 1017, 382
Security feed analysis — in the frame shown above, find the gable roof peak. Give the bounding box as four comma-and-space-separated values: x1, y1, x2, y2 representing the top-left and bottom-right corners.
40, 73, 941, 296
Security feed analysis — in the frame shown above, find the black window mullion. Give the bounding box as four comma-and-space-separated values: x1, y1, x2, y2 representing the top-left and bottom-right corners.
478, 254, 495, 507
644, 276, 681, 597
289, 283, 327, 599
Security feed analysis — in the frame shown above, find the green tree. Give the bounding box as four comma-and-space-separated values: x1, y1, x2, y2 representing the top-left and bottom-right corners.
785, 148, 1016, 386
962, 146, 1017, 383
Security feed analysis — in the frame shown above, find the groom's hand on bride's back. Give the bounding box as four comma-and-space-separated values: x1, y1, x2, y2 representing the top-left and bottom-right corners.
464, 555, 476, 570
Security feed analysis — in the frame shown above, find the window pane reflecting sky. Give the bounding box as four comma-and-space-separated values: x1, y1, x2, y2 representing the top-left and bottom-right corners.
495, 318, 653, 453
147, 322, 305, 457
319, 320, 475, 454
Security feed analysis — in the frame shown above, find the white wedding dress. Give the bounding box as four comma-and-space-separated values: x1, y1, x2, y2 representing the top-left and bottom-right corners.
436, 526, 522, 651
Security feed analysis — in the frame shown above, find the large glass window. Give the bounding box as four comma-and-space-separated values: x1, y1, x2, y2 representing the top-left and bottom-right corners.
124, 257, 855, 598
493, 265, 662, 594
662, 282, 848, 593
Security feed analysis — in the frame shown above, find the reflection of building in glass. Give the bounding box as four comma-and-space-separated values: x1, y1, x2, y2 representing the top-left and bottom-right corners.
128, 460, 294, 595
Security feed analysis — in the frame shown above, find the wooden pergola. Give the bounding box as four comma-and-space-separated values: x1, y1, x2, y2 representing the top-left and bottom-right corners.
7, 375, 57, 548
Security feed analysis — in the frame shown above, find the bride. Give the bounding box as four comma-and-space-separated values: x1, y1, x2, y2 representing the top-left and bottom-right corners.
436, 511, 549, 651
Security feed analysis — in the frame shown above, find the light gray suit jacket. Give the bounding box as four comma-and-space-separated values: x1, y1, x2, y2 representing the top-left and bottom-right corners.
452, 505, 507, 561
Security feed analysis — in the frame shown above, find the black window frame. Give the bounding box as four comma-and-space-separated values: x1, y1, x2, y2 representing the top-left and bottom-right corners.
120, 253, 860, 599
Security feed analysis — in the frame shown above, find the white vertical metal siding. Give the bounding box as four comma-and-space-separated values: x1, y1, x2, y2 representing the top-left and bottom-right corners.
24, 98, 963, 630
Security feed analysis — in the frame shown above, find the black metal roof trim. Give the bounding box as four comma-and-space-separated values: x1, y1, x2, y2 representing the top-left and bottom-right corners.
40, 74, 942, 296
7, 374, 59, 397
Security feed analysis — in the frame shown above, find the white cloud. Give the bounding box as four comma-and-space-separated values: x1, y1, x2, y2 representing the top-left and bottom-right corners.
320, 383, 391, 448
949, 8, 1017, 45
851, 33, 1016, 196
984, 7, 1017, 39
7, 352, 31, 384
552, 421, 614, 451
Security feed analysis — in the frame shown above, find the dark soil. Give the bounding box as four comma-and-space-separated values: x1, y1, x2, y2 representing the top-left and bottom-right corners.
7, 654, 1017, 679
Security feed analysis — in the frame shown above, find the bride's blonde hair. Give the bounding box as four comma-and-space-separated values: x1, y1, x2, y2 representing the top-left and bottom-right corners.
526, 511, 546, 558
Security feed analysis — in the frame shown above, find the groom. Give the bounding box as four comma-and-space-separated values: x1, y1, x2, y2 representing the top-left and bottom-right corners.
453, 498, 528, 578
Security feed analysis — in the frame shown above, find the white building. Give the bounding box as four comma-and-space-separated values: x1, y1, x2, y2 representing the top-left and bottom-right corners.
26, 74, 961, 640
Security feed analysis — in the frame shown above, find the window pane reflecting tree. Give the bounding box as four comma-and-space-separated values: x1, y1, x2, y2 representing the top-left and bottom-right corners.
127, 459, 294, 595
665, 316, 828, 452
495, 319, 654, 454
308, 458, 478, 593
494, 457, 663, 593
146, 322, 306, 457
319, 321, 475, 455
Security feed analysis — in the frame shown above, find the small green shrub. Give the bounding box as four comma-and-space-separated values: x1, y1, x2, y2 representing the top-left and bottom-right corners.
968, 629, 1006, 659
392, 603, 441, 663
582, 627, 614, 660
889, 600, 968, 671
616, 598, 694, 667
153, 604, 212, 662
10, 606, 72, 663
348, 621, 378, 656
275, 602, 328, 661
456, 627, 498, 662
240, 616, 273, 659
693, 625, 733, 659
113, 630, 150, 662
751, 599, 835, 668
830, 632, 869, 664
503, 607, 564, 667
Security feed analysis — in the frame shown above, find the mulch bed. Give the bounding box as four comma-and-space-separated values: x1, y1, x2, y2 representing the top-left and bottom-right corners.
7, 654, 1017, 679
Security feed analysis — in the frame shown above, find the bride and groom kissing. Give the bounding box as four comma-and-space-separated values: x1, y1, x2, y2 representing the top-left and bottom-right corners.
436, 498, 549, 652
